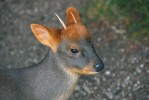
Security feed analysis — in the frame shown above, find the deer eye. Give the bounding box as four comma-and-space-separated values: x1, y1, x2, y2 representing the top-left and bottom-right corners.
70, 49, 79, 54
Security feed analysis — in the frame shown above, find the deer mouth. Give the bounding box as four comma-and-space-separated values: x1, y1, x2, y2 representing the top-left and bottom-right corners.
80, 61, 104, 74
81, 66, 99, 74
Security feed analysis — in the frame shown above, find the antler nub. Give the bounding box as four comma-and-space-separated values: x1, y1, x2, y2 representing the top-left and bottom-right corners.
70, 12, 77, 24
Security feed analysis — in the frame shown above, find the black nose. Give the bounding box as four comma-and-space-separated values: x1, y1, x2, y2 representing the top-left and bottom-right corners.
94, 63, 104, 72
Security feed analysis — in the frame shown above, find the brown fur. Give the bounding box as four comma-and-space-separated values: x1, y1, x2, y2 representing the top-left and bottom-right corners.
61, 24, 91, 42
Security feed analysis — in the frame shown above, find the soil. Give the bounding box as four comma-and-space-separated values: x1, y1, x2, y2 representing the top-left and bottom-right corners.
0, 0, 149, 100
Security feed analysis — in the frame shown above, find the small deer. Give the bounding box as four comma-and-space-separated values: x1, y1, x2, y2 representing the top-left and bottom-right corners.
0, 7, 104, 100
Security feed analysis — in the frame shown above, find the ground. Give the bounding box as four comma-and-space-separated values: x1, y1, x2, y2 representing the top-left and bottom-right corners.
0, 0, 149, 100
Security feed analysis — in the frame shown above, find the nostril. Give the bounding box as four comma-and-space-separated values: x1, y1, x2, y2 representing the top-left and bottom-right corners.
94, 63, 104, 72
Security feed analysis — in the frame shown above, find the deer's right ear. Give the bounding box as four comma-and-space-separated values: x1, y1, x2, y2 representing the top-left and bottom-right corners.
30, 24, 60, 52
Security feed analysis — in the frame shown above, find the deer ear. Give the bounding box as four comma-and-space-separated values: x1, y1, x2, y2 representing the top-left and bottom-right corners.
66, 7, 81, 26
30, 24, 60, 52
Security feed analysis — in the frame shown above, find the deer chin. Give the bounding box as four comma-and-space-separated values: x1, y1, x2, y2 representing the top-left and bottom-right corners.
67, 62, 99, 75
67, 67, 98, 75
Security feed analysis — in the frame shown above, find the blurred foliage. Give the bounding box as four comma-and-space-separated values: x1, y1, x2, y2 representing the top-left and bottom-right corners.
83, 0, 149, 40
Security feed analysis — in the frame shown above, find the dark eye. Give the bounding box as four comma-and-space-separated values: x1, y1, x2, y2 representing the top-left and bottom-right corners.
71, 49, 79, 54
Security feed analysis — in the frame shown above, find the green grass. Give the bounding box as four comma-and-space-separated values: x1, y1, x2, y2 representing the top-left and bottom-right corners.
83, 0, 149, 40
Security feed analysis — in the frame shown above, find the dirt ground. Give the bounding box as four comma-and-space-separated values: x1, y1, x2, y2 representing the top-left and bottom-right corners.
0, 0, 149, 100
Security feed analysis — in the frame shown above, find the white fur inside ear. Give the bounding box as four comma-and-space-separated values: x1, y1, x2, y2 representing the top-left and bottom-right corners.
70, 12, 77, 24
39, 32, 49, 40
36, 28, 50, 40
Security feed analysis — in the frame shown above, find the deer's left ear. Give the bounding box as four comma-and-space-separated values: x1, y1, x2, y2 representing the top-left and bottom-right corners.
66, 7, 81, 26
30, 24, 61, 52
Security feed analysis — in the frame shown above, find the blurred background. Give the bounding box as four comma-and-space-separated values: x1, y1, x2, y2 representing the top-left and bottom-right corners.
0, 0, 149, 100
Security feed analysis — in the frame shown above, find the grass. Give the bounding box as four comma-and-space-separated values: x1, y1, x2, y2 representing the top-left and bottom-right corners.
83, 0, 149, 40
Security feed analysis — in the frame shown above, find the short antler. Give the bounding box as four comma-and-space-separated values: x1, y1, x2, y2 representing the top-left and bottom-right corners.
70, 12, 77, 24
55, 13, 66, 29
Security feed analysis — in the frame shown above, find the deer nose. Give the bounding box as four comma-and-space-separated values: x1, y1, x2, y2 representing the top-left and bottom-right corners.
94, 63, 104, 72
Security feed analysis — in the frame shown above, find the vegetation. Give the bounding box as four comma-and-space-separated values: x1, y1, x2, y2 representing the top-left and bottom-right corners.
83, 0, 149, 40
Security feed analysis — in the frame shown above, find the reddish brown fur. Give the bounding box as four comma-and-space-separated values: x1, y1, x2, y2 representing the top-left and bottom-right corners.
61, 24, 91, 42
